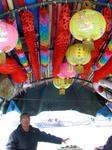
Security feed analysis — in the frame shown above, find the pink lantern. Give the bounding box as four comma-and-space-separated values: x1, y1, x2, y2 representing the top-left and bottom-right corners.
58, 62, 77, 78
0, 20, 18, 53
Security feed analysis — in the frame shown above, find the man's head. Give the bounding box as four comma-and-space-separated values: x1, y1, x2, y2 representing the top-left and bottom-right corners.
20, 113, 30, 131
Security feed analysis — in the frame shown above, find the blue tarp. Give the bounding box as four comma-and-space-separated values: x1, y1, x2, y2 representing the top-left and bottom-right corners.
7, 100, 20, 113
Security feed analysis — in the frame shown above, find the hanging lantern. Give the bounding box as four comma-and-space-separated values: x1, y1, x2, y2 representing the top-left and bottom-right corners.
66, 43, 91, 73
53, 78, 73, 95
58, 62, 77, 79
69, 9, 106, 51
0, 20, 18, 63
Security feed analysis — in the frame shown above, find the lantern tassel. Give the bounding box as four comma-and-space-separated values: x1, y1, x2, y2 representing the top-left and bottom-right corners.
59, 88, 65, 95
83, 40, 95, 51
76, 65, 84, 74
0, 51, 6, 64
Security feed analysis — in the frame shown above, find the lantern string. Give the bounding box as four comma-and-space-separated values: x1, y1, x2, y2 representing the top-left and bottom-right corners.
0, 0, 112, 18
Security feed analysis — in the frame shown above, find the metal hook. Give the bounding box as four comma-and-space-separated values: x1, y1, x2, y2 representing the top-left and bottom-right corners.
24, 6, 28, 10
41, 1, 45, 6
107, 2, 111, 8
53, 0, 57, 5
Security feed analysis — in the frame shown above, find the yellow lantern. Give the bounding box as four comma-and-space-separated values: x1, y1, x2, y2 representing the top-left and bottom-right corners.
66, 43, 91, 73
53, 78, 73, 95
69, 9, 106, 50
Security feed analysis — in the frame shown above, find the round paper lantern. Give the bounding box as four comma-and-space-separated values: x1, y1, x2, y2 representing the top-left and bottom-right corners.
53, 78, 73, 95
66, 43, 91, 65
69, 9, 106, 41
58, 62, 76, 78
0, 20, 18, 53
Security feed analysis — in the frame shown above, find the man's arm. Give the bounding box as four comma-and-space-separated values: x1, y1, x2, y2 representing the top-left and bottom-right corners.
36, 128, 69, 144
6, 132, 18, 150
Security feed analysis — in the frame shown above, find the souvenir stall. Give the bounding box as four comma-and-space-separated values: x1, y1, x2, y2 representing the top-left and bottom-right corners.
0, 0, 111, 117
0, 1, 112, 150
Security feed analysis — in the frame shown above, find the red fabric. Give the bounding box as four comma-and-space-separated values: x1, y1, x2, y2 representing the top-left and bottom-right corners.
0, 58, 27, 83
98, 86, 104, 93
51, 4, 58, 47
1, 0, 8, 12
13, 0, 26, 7
80, 58, 94, 79
101, 6, 112, 31
11, 71, 27, 83
52, 4, 71, 77
0, 58, 21, 74
94, 38, 105, 54
80, 46, 100, 79
93, 57, 112, 82
19, 10, 40, 80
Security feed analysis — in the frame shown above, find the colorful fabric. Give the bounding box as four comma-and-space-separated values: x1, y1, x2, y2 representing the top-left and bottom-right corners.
19, 10, 40, 80
39, 7, 49, 68
93, 56, 112, 82
92, 46, 112, 71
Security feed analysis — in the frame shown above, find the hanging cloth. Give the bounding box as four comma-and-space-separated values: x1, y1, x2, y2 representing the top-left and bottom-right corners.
1, 0, 8, 12
25, 0, 39, 33
39, 4, 49, 78
19, 10, 40, 80
92, 43, 112, 71
0, 57, 27, 83
52, 4, 71, 77
93, 56, 112, 82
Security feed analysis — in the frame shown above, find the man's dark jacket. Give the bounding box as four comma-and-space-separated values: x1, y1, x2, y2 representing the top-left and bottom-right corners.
103, 135, 112, 150
6, 125, 63, 150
